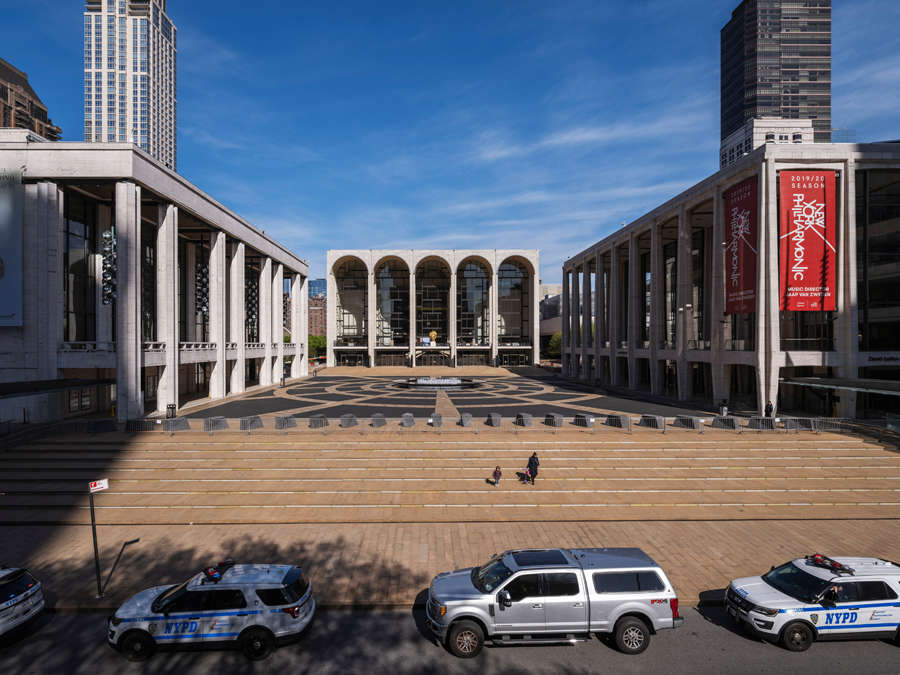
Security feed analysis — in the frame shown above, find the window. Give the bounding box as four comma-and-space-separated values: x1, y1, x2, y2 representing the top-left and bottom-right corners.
504, 574, 541, 602
592, 571, 664, 593
256, 588, 290, 606
857, 581, 897, 601
832, 583, 859, 603
544, 573, 579, 596
205, 589, 247, 610
163, 591, 207, 613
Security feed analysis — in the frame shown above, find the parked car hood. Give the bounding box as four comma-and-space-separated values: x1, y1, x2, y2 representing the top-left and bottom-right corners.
731, 576, 803, 607
431, 568, 481, 600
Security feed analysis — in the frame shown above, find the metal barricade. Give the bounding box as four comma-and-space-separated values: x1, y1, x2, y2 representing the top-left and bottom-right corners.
783, 417, 820, 433
818, 417, 850, 434
749, 416, 778, 432
163, 417, 190, 434
458, 413, 472, 427
428, 413, 442, 428
370, 413, 387, 428
604, 414, 631, 431
515, 413, 533, 427
673, 415, 702, 432
486, 413, 502, 427
240, 416, 263, 433
275, 416, 297, 430
638, 414, 665, 431
204, 416, 229, 433
340, 414, 358, 428
712, 416, 741, 432
126, 419, 161, 433
544, 413, 563, 428
401, 413, 416, 428
574, 413, 594, 428
309, 415, 329, 429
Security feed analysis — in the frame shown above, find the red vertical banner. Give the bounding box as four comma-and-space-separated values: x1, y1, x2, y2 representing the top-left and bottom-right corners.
778, 171, 837, 311
723, 177, 758, 314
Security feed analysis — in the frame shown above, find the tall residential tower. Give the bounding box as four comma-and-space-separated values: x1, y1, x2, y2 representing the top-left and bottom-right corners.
721, 0, 831, 145
83, 0, 177, 169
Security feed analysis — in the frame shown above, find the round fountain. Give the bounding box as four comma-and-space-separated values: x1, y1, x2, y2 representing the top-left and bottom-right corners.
393, 377, 481, 391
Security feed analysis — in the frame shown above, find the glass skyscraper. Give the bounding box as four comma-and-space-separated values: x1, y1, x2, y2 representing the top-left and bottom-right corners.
721, 0, 831, 143
83, 0, 177, 170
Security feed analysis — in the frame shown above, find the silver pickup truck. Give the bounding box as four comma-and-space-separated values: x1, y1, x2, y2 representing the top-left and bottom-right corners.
426, 548, 683, 657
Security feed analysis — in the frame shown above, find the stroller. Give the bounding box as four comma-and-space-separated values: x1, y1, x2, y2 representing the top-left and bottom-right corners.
518, 467, 532, 484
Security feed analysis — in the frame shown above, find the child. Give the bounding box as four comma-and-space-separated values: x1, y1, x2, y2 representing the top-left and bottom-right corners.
491, 466, 502, 487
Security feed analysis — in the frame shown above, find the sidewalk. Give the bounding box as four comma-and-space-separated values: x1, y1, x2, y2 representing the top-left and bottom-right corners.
5, 519, 899, 612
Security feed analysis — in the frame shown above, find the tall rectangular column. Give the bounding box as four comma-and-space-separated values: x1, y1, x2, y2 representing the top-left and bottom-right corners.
531, 266, 540, 367
229, 241, 246, 394
594, 253, 605, 382
260, 257, 273, 386
490, 265, 499, 366
760, 157, 782, 414
582, 262, 592, 380
115, 181, 142, 421
291, 274, 307, 377
408, 268, 416, 367
367, 268, 376, 367
627, 234, 639, 389
561, 269, 570, 375
571, 265, 580, 358
675, 206, 690, 400
272, 263, 284, 384
326, 268, 336, 367
608, 246, 620, 386
209, 231, 227, 399
156, 204, 178, 413
710, 185, 728, 404
837, 159, 858, 417
449, 269, 457, 365
649, 222, 662, 395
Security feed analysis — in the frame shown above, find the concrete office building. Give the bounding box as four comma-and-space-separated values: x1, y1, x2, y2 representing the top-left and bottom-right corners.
0, 130, 308, 423
720, 118, 814, 168
561, 140, 900, 419
721, 0, 831, 145
326, 250, 539, 367
84, 0, 177, 169
0, 58, 62, 141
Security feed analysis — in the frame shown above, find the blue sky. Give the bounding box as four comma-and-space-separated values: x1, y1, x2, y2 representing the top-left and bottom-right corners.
3, 1, 899, 283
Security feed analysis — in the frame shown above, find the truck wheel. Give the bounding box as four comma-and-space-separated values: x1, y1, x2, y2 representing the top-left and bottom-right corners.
614, 617, 651, 655
240, 627, 275, 661
447, 620, 484, 658
120, 630, 155, 662
780, 622, 813, 652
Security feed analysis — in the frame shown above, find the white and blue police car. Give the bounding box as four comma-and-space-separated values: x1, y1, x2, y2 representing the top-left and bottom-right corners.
725, 553, 900, 651
107, 559, 315, 661
0, 566, 45, 637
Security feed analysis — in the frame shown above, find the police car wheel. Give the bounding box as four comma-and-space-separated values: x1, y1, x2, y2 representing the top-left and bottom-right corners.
240, 627, 275, 661
780, 622, 813, 652
120, 630, 155, 662
447, 620, 484, 658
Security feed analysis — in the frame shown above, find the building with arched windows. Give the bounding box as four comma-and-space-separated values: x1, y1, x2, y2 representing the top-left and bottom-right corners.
326, 250, 540, 367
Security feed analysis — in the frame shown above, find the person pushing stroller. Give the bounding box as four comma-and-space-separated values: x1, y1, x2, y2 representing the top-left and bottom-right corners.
526, 452, 539, 485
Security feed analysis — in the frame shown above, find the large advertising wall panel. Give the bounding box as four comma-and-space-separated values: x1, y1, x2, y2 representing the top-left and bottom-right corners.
778, 170, 837, 311
724, 177, 758, 314
0, 169, 23, 327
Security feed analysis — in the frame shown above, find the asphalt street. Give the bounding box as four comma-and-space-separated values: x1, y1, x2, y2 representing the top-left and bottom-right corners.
1, 605, 897, 675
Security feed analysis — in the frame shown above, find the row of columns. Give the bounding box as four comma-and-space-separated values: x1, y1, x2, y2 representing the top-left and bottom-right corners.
329, 267, 540, 367
561, 206, 730, 405
113, 181, 308, 421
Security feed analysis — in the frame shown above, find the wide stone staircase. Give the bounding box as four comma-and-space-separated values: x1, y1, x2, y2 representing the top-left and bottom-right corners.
3, 427, 898, 525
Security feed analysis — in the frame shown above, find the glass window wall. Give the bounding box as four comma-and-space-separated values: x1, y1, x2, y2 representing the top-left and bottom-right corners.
457, 260, 489, 346
498, 259, 530, 346
375, 259, 409, 347
415, 259, 450, 345
63, 190, 97, 342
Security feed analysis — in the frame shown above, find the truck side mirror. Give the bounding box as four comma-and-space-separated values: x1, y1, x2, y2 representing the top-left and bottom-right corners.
497, 589, 512, 608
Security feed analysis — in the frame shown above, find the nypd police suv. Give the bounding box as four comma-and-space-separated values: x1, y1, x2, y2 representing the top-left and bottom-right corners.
725, 553, 900, 651
0, 566, 45, 638
107, 559, 315, 661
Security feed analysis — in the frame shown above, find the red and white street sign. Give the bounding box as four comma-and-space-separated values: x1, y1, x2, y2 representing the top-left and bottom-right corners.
89, 479, 109, 493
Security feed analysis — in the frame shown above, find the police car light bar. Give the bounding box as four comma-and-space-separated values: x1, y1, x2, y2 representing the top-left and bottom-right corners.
200, 557, 236, 583
805, 553, 855, 576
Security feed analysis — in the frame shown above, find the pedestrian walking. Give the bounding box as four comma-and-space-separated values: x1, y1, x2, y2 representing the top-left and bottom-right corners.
527, 452, 539, 485
491, 466, 502, 487
764, 400, 773, 417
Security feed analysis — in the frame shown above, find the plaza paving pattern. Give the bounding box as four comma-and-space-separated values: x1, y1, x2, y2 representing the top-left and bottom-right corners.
181, 368, 713, 420
1, 370, 898, 612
